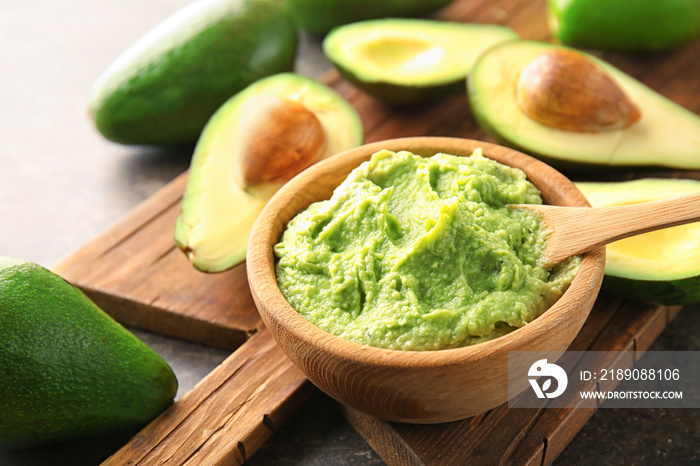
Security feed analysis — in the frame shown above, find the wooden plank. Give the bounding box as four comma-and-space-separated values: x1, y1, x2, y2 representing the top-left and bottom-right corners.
356, 297, 679, 466
516, 301, 672, 465
53, 175, 262, 351
668, 305, 683, 322
341, 407, 425, 466
472, 295, 623, 464
533, 303, 664, 463
635, 305, 675, 356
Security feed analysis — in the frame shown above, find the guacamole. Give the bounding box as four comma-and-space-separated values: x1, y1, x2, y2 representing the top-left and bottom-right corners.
274, 149, 580, 350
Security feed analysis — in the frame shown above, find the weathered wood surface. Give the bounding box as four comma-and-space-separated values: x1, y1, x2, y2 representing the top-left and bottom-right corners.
50, 0, 700, 463
345, 297, 681, 466
101, 327, 312, 466
53, 171, 260, 352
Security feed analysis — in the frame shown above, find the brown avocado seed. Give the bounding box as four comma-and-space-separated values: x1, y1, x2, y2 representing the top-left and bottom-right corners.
236, 95, 327, 189
515, 49, 641, 133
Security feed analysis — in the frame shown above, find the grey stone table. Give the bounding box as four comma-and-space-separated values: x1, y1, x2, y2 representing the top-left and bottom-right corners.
0, 1, 697, 464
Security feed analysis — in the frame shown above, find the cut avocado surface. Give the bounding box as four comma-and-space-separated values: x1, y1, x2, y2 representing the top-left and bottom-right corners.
174, 73, 364, 273
284, 0, 456, 35
89, 0, 298, 145
548, 0, 700, 52
468, 40, 700, 170
0, 258, 177, 449
576, 179, 700, 305
324, 19, 518, 105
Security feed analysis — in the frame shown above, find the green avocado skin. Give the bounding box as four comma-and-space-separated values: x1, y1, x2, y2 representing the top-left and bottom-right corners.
89, 0, 298, 145
285, 0, 455, 35
603, 275, 700, 306
0, 258, 178, 449
548, 0, 700, 52
336, 73, 465, 107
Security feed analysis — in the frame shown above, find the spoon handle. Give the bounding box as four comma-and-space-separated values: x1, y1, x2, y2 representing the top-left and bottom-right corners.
515, 192, 700, 267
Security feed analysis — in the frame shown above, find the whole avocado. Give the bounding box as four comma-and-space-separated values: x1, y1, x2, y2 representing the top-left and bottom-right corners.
0, 258, 178, 449
284, 0, 456, 35
548, 0, 700, 52
89, 0, 298, 145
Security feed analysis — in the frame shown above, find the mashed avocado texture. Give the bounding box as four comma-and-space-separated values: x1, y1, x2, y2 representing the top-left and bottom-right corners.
274, 149, 580, 350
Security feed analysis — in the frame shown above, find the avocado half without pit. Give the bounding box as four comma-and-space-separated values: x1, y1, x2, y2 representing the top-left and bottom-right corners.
576, 178, 700, 305
467, 40, 700, 170
323, 19, 518, 106
174, 73, 364, 273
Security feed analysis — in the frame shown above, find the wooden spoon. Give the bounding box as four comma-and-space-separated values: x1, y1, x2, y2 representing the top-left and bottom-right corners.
516, 48, 641, 133
235, 95, 327, 189
513, 193, 700, 267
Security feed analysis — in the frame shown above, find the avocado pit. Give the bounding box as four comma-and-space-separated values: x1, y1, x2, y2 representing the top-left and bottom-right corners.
515, 49, 641, 133
236, 95, 327, 189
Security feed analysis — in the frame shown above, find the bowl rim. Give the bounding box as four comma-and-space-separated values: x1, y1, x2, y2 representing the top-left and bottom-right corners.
247, 136, 605, 369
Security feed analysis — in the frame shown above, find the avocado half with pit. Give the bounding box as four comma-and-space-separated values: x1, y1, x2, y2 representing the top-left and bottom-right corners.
576, 178, 700, 305
174, 73, 363, 273
284, 0, 456, 35
323, 19, 519, 106
467, 40, 700, 170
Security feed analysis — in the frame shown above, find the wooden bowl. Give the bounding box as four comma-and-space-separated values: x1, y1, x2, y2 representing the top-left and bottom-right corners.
247, 137, 605, 423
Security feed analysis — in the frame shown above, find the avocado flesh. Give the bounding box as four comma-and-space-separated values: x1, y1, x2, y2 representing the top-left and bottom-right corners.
89, 0, 298, 145
468, 40, 700, 170
323, 19, 519, 105
0, 258, 178, 449
284, 0, 456, 35
576, 179, 700, 305
548, 0, 700, 52
174, 73, 364, 273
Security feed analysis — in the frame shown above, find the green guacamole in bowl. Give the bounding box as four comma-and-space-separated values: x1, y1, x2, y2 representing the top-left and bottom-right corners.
274, 149, 580, 350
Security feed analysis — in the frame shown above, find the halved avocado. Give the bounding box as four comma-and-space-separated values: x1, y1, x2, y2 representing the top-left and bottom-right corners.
324, 19, 518, 106
174, 73, 364, 273
467, 40, 700, 170
576, 178, 700, 305
284, 0, 456, 35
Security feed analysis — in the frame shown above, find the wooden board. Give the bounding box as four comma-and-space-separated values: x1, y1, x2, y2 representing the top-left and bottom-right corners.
100, 326, 312, 466
51, 0, 700, 464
